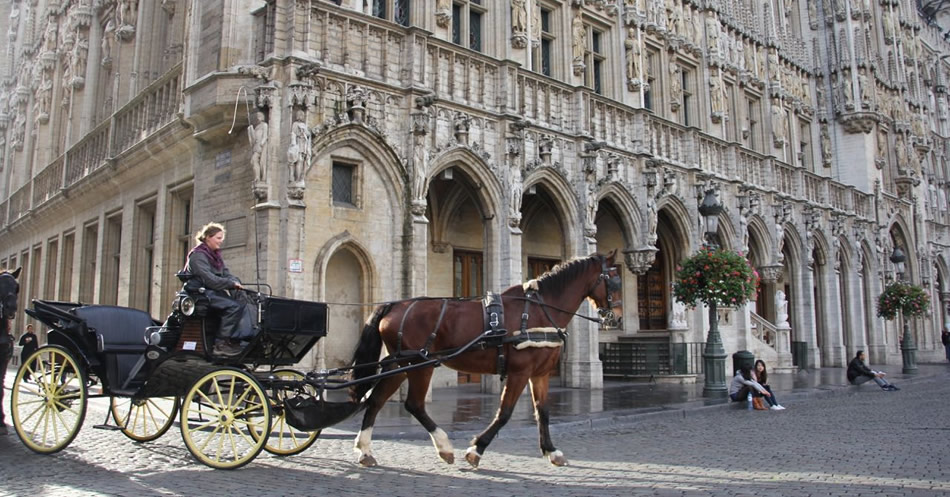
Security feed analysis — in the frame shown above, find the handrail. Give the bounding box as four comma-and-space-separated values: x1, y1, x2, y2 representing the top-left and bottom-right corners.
749, 311, 777, 349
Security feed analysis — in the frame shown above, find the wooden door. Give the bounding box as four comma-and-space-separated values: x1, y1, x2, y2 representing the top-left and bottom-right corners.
454, 250, 483, 384
637, 249, 667, 330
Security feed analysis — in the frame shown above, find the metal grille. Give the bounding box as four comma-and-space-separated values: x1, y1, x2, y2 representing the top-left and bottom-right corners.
332, 163, 354, 205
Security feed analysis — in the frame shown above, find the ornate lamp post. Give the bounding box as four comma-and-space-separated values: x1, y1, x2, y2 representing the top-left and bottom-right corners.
699, 190, 727, 396
890, 247, 918, 374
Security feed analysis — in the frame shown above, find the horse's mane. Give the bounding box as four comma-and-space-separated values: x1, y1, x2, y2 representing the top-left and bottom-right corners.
525, 254, 601, 296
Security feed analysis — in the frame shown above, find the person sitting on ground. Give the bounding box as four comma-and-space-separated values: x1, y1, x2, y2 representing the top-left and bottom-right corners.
847, 350, 899, 391
729, 364, 771, 409
183, 222, 257, 357
753, 359, 785, 410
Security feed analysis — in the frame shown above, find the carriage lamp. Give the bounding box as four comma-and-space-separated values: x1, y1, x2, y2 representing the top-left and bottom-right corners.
890, 246, 917, 374
179, 295, 196, 316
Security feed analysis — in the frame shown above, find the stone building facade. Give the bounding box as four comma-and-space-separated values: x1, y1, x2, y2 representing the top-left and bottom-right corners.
2, 0, 949, 390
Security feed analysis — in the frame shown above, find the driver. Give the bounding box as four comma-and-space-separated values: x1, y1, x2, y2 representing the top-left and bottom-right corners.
183, 222, 256, 357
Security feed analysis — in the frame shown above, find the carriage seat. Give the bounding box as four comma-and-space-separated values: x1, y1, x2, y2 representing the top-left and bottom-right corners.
72, 305, 156, 352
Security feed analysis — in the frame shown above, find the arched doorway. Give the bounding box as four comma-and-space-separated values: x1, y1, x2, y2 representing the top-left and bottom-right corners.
324, 248, 365, 369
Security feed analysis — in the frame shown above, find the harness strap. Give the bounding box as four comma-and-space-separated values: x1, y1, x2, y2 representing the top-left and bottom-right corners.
420, 299, 448, 357
397, 299, 422, 356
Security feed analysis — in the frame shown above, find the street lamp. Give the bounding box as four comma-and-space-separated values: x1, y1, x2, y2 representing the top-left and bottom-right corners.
890, 246, 918, 374
699, 189, 727, 396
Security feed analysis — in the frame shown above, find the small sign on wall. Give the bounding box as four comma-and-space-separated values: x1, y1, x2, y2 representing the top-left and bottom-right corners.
289, 258, 303, 273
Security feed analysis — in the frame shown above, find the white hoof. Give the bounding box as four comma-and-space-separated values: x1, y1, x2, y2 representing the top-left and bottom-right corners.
464, 446, 481, 468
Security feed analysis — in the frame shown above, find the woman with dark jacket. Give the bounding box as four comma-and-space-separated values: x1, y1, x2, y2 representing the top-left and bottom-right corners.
184, 222, 256, 357
847, 350, 899, 391
753, 360, 785, 410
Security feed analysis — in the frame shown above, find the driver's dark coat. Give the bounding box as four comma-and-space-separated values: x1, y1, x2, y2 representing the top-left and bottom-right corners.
185, 251, 241, 291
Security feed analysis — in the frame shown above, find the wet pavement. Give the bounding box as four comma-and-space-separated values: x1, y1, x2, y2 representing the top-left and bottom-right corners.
325, 362, 950, 439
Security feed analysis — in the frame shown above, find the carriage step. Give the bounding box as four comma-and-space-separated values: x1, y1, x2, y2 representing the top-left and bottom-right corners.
93, 424, 124, 431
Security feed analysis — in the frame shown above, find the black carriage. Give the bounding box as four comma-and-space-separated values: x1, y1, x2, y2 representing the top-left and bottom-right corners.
11, 276, 329, 469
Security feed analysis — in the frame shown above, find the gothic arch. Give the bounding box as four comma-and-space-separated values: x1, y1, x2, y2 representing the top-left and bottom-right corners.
886, 215, 917, 278
655, 194, 694, 257
311, 231, 378, 302
597, 182, 642, 248
747, 215, 772, 265
309, 123, 406, 206
429, 147, 504, 219
523, 167, 582, 239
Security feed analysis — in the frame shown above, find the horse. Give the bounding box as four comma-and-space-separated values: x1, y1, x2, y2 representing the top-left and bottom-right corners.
348, 250, 621, 468
0, 268, 21, 323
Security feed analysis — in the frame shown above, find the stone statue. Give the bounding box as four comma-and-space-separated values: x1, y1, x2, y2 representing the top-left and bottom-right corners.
287, 110, 311, 185
744, 41, 755, 75
118, 0, 138, 28
646, 195, 658, 245
411, 133, 429, 205
43, 19, 58, 53
72, 38, 89, 84
859, 68, 871, 108
771, 102, 786, 146
842, 69, 853, 108
586, 184, 598, 228
775, 218, 786, 261
509, 163, 523, 219
512, 0, 528, 34
670, 299, 687, 328
531, 4, 541, 41
739, 207, 749, 253
821, 125, 832, 164
248, 110, 269, 184
625, 28, 640, 84
775, 290, 789, 327
102, 19, 116, 66
705, 16, 719, 54
572, 11, 586, 64
670, 64, 682, 103
710, 72, 724, 115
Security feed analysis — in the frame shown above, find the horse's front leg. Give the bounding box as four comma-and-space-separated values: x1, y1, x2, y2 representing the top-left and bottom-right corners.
354, 373, 406, 467
403, 368, 454, 464
530, 375, 566, 466
465, 373, 530, 468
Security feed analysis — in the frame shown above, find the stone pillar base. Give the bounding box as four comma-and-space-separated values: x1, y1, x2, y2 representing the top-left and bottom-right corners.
563, 360, 604, 389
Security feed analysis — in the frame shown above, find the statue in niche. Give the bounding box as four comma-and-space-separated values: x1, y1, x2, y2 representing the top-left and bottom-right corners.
841, 69, 854, 109
248, 110, 269, 184
509, 162, 523, 219
586, 183, 598, 229
775, 290, 789, 327
882, 12, 894, 44
807, 0, 817, 26
531, 4, 541, 42
287, 109, 310, 186
668, 1, 682, 36
876, 130, 887, 160
739, 207, 749, 254
744, 42, 755, 75
512, 0, 528, 34
770, 102, 786, 147
43, 19, 58, 53
895, 134, 908, 170
101, 19, 115, 66
572, 11, 586, 65
767, 49, 779, 83
670, 64, 682, 106
72, 38, 89, 87
118, 0, 138, 28
821, 125, 832, 165
411, 133, 429, 207
8, 3, 19, 42
705, 16, 719, 54
646, 195, 658, 246
775, 220, 786, 262
859, 68, 871, 108
710, 72, 724, 115
625, 28, 641, 86
670, 299, 687, 328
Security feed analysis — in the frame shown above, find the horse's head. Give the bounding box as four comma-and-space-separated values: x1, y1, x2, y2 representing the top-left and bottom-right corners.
0, 267, 22, 321
587, 250, 622, 323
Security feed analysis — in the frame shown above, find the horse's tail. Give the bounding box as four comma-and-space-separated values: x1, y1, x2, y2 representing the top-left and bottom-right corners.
349, 303, 393, 403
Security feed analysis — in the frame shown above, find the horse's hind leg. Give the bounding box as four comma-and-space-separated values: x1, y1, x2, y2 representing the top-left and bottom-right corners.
465, 373, 530, 468
354, 373, 406, 467
403, 368, 455, 464
530, 375, 567, 466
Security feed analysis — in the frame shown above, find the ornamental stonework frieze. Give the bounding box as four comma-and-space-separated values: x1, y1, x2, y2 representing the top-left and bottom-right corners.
757, 264, 783, 283
624, 247, 658, 275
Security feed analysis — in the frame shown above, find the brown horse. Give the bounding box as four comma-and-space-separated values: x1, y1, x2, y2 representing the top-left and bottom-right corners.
348, 250, 621, 468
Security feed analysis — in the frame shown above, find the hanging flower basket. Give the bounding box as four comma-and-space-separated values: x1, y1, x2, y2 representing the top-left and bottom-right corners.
876, 281, 930, 320
673, 248, 759, 308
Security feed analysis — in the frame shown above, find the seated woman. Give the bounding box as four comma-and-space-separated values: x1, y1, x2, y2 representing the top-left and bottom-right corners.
184, 222, 256, 357
753, 359, 785, 410
847, 350, 899, 391
728, 364, 771, 409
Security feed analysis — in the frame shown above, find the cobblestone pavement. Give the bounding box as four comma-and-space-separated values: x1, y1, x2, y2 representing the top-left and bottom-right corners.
1, 371, 949, 497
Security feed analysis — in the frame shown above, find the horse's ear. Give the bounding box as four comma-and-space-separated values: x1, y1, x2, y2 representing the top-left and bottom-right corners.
605, 249, 618, 265
10, 267, 21, 279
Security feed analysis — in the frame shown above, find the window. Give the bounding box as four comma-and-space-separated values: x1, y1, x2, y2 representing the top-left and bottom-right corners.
452, 1, 485, 52
747, 97, 760, 150
680, 67, 693, 126
45, 238, 58, 300
373, 0, 411, 26
29, 245, 41, 303
60, 232, 74, 301
164, 185, 192, 313
131, 200, 156, 313
584, 26, 607, 94
532, 6, 555, 77
79, 222, 99, 303
453, 250, 483, 298
527, 257, 560, 279
332, 162, 356, 206
799, 120, 812, 170
644, 50, 657, 110
252, 1, 276, 62
101, 213, 122, 306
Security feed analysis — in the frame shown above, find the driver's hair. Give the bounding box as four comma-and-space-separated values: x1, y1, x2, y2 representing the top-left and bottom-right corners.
195, 222, 226, 244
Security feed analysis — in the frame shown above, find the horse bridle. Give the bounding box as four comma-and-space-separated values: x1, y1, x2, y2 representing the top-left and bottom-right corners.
0, 273, 16, 321
595, 256, 622, 321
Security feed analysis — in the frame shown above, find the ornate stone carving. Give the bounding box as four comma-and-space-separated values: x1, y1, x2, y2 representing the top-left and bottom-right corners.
101, 18, 115, 68
116, 0, 138, 40
511, 0, 528, 48
248, 110, 270, 197
758, 264, 784, 283
623, 247, 658, 274
572, 10, 586, 75
436, 0, 452, 27
287, 109, 310, 192
625, 27, 642, 91
410, 96, 433, 215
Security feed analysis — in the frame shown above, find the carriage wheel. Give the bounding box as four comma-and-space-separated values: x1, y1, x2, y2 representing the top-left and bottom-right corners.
261, 369, 321, 456
110, 396, 180, 442
11, 346, 87, 454
180, 368, 271, 470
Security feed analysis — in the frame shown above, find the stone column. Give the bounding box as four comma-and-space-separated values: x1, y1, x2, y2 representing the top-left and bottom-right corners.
820, 264, 846, 367
562, 233, 604, 390
798, 258, 821, 369
846, 257, 866, 359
